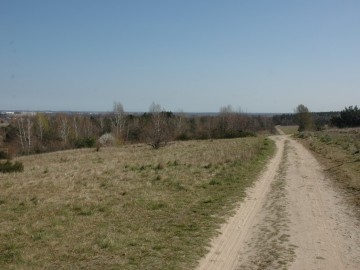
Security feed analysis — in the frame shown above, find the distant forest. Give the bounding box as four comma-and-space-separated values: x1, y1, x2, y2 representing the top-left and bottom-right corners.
272, 111, 340, 129
0, 104, 275, 156
273, 106, 360, 130
2, 104, 359, 157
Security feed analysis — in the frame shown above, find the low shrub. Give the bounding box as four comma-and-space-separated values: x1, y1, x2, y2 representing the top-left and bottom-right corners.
176, 133, 191, 141
0, 160, 24, 173
0, 150, 10, 160
98, 133, 116, 147
74, 137, 96, 148
297, 132, 313, 139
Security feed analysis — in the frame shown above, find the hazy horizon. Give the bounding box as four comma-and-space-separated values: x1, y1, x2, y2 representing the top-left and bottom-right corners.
1, 1, 359, 113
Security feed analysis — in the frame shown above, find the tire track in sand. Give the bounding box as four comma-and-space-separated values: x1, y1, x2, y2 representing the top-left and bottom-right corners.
196, 135, 360, 270
196, 136, 285, 270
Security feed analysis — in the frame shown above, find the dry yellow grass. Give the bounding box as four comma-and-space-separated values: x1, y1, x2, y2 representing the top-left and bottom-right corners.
0, 137, 274, 269
277, 125, 299, 135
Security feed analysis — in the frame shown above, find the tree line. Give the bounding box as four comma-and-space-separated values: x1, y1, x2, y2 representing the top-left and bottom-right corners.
0, 103, 275, 156
273, 105, 360, 131
330, 106, 360, 128
273, 110, 339, 130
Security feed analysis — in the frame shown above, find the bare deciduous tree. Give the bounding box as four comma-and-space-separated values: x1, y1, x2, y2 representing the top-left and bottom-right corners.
35, 113, 46, 142
174, 110, 187, 139
16, 116, 32, 154
112, 102, 126, 140
58, 114, 70, 146
146, 102, 172, 149
73, 116, 79, 140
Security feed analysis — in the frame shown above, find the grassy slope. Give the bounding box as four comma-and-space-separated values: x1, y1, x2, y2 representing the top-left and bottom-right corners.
296, 128, 360, 220
0, 137, 274, 269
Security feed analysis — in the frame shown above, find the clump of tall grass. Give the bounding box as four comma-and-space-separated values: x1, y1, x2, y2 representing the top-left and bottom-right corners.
0, 150, 11, 160
0, 160, 24, 173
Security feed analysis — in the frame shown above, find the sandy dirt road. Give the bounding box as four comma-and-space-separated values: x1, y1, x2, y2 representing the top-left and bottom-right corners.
196, 135, 360, 270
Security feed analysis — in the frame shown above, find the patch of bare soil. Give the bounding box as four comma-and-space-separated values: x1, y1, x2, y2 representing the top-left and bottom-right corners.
196, 135, 360, 270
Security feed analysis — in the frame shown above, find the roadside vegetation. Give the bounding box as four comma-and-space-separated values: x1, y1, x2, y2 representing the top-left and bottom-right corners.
0, 136, 274, 269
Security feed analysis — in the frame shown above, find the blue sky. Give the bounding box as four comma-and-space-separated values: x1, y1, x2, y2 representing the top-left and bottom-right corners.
1, 0, 359, 113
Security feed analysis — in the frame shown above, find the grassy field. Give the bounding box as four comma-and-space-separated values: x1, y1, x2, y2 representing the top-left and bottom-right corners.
0, 137, 274, 269
296, 128, 360, 219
